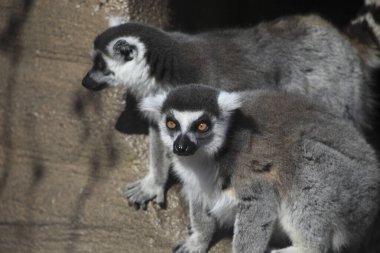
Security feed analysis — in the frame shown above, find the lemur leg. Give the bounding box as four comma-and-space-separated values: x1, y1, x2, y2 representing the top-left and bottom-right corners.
233, 198, 277, 253
173, 199, 217, 253
125, 126, 171, 209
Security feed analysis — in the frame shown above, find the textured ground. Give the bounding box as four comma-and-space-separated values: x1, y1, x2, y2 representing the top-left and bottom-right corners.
0, 0, 231, 252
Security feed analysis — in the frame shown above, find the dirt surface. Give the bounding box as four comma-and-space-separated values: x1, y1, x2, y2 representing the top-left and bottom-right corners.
0, 0, 231, 252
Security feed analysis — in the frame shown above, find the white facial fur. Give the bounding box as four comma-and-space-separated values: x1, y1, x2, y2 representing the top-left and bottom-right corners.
160, 110, 205, 149
104, 36, 159, 97
140, 90, 242, 156
88, 36, 160, 98
106, 18, 158, 96
158, 108, 238, 157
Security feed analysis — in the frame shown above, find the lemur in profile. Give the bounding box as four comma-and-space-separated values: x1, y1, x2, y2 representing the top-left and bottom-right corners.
82, 7, 380, 209
140, 84, 380, 253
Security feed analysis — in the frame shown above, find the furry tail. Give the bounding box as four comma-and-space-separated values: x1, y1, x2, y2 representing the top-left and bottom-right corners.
345, 0, 380, 68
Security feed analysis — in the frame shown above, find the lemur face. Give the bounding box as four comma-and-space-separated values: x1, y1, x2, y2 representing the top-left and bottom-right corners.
140, 85, 242, 156
161, 110, 219, 156
82, 36, 149, 91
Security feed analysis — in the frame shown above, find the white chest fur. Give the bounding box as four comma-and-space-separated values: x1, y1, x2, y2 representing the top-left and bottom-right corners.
173, 153, 238, 227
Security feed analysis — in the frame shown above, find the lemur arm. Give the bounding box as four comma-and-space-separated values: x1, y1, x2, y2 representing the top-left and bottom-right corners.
125, 126, 171, 209
173, 198, 217, 253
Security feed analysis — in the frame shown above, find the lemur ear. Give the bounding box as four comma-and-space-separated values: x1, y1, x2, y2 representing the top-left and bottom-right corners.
218, 91, 242, 113
113, 40, 135, 61
139, 93, 168, 123
108, 16, 129, 27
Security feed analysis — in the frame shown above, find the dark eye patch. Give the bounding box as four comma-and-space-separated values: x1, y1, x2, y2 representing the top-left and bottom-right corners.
191, 114, 212, 132
94, 54, 107, 72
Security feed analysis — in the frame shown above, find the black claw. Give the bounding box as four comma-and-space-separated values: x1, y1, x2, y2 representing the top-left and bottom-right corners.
172, 243, 183, 253
134, 203, 140, 210
141, 202, 148, 211
127, 185, 137, 190
158, 201, 166, 209
187, 224, 193, 235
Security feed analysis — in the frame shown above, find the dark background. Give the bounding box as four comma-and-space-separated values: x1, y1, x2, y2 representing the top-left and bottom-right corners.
168, 0, 363, 32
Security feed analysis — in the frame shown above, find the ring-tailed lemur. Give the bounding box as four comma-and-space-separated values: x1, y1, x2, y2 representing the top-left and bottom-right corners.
82, 10, 380, 209
140, 84, 380, 253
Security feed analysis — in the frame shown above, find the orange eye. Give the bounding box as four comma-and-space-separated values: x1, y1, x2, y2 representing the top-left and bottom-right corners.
167, 120, 177, 129
198, 123, 208, 132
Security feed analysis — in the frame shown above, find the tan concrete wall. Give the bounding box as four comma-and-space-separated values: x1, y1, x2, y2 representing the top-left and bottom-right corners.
0, 0, 230, 252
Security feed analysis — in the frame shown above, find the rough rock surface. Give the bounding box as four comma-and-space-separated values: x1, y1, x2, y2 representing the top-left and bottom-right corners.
0, 0, 231, 252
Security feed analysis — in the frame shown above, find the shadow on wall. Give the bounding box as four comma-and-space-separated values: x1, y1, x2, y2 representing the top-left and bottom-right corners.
66, 69, 122, 253
0, 0, 121, 251
0, 0, 45, 248
0, 0, 35, 196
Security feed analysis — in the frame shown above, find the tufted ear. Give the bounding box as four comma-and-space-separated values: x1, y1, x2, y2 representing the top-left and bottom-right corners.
218, 91, 242, 113
113, 39, 135, 61
108, 16, 129, 27
139, 93, 168, 123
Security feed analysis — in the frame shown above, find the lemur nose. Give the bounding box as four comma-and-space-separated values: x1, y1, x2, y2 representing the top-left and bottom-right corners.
82, 73, 108, 91
82, 73, 92, 87
174, 143, 186, 153
173, 135, 197, 156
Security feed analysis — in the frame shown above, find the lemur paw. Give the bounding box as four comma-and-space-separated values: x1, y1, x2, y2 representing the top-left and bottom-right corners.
123, 175, 165, 210
172, 235, 208, 253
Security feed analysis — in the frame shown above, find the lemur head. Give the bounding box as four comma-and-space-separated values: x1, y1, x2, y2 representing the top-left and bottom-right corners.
82, 17, 174, 96
140, 84, 242, 156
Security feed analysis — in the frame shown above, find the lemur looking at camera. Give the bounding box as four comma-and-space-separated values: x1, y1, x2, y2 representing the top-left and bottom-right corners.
140, 84, 380, 253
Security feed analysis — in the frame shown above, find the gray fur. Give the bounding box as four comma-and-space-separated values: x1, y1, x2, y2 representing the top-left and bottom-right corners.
82, 14, 379, 208
141, 84, 380, 253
